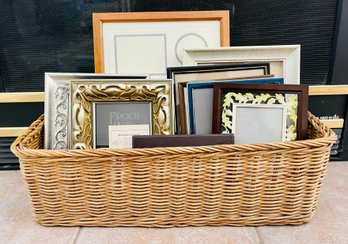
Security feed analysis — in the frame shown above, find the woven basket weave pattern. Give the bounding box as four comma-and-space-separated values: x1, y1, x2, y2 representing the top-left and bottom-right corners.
11, 113, 336, 227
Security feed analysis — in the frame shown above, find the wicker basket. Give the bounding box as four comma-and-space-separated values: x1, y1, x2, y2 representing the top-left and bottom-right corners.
11, 113, 336, 227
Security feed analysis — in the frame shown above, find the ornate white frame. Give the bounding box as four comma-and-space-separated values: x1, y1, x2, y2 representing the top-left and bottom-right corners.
182, 45, 301, 84
44, 73, 148, 149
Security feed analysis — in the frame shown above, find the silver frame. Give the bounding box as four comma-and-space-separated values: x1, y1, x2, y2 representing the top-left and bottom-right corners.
44, 73, 148, 149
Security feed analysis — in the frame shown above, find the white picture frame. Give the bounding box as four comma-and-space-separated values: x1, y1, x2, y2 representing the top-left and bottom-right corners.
93, 11, 230, 78
182, 45, 301, 84
44, 73, 148, 149
232, 104, 287, 144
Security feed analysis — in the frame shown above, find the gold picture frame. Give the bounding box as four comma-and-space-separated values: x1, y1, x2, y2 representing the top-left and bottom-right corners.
70, 79, 173, 149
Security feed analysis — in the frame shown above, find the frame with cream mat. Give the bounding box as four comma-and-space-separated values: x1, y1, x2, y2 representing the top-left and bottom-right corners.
93, 11, 230, 78
182, 45, 300, 84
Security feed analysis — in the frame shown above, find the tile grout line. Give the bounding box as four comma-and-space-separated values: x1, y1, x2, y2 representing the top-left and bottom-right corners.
255, 227, 264, 244
71, 227, 82, 244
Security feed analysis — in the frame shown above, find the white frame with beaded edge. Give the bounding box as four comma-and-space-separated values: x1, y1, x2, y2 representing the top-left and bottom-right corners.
182, 45, 301, 84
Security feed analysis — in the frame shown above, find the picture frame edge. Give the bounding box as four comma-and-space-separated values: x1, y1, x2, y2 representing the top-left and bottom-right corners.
93, 10, 231, 73
69, 80, 173, 149
44, 74, 149, 149
182, 45, 301, 84
212, 83, 309, 141
178, 82, 188, 134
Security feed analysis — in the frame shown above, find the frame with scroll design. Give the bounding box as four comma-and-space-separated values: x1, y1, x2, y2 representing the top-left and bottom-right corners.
70, 79, 173, 149
44, 73, 148, 149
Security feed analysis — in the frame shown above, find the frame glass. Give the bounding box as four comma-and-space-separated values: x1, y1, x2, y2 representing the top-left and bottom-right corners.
233, 104, 287, 144
93, 102, 152, 148
70, 79, 173, 149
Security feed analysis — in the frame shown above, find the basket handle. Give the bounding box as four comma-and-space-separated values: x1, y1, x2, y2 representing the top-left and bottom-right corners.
11, 114, 45, 158
307, 112, 337, 142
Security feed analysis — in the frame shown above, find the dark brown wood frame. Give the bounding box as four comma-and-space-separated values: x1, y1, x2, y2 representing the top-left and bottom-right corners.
177, 82, 188, 134
212, 83, 309, 140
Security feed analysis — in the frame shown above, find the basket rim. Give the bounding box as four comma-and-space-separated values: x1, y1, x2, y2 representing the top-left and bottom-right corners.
11, 112, 337, 159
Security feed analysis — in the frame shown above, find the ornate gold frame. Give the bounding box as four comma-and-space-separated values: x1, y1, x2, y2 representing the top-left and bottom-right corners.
70, 80, 173, 149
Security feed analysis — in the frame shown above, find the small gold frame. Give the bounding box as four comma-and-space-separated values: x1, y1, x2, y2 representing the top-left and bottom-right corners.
70, 79, 173, 149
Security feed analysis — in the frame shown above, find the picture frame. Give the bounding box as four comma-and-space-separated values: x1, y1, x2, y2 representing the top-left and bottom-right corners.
309, 85, 348, 159
167, 63, 271, 102
232, 103, 288, 144
70, 79, 173, 149
44, 73, 148, 149
167, 63, 272, 133
177, 75, 276, 134
93, 11, 230, 77
187, 77, 284, 134
195, 60, 284, 78
309, 85, 348, 128
182, 45, 301, 84
212, 83, 308, 143
94, 102, 153, 148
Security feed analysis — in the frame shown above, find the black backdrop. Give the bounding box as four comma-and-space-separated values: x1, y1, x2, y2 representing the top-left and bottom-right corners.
0, 0, 339, 91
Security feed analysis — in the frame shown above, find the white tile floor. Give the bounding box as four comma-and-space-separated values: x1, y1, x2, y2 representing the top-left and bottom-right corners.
1, 162, 347, 244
